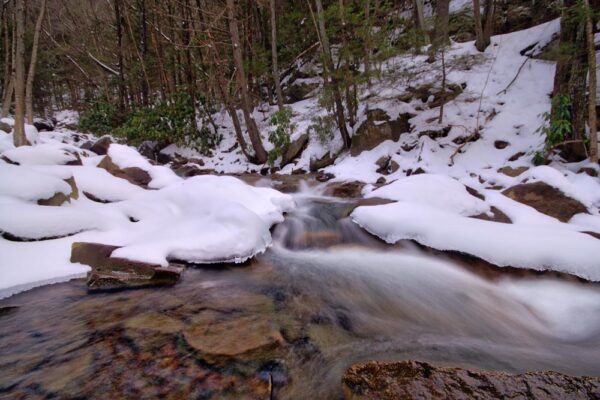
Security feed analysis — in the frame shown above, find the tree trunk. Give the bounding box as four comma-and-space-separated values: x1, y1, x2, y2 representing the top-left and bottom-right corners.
473, 0, 487, 51
25, 0, 46, 124
1, 7, 15, 119
114, 0, 126, 112
364, 0, 372, 87
413, 0, 426, 32
584, 0, 597, 163
226, 0, 268, 164
433, 0, 450, 48
270, 0, 284, 110
482, 0, 495, 47
1, 8, 11, 115
551, 0, 588, 160
13, 0, 27, 147
312, 0, 351, 149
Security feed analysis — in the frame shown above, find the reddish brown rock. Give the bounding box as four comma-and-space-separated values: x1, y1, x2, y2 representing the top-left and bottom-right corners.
97, 155, 151, 188
502, 181, 587, 222
70, 242, 182, 290
342, 360, 600, 400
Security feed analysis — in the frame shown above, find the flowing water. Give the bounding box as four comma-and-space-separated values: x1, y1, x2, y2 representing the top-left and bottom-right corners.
2, 179, 600, 399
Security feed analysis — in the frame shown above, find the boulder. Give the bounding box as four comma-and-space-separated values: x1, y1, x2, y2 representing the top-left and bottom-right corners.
342, 360, 600, 400
351, 109, 412, 156
0, 121, 12, 133
32, 118, 55, 132
89, 136, 112, 155
70, 242, 182, 290
310, 152, 337, 172
283, 82, 320, 103
281, 133, 309, 166
326, 181, 365, 198
502, 181, 587, 222
97, 155, 151, 187
375, 156, 400, 175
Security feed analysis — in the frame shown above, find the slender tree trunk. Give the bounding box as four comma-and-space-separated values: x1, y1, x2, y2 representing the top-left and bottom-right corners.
433, 0, 450, 48
473, 0, 487, 51
1, 9, 11, 113
438, 47, 446, 124
138, 0, 148, 105
25, 0, 46, 124
584, 0, 597, 162
13, 0, 26, 146
364, 0, 372, 87
270, 0, 284, 110
413, 0, 426, 32
482, 0, 495, 47
1, 7, 15, 118
114, 0, 126, 112
312, 0, 351, 149
226, 0, 267, 164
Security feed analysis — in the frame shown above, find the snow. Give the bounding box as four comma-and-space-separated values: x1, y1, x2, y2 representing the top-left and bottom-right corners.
352, 201, 600, 281
1, 143, 78, 165
365, 173, 490, 216
0, 163, 72, 202
0, 132, 294, 298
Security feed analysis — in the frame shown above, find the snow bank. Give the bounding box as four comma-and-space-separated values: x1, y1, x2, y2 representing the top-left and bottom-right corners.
352, 201, 600, 281
2, 143, 78, 165
0, 163, 72, 202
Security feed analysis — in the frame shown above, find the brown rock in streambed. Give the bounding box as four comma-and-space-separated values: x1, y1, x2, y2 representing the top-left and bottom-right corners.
342, 360, 600, 400
70, 242, 182, 290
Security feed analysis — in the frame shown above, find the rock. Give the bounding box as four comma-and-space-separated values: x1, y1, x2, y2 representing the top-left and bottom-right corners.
32, 119, 55, 132
498, 166, 529, 177
37, 187, 71, 206
418, 126, 451, 139
89, 136, 112, 155
283, 82, 320, 103
281, 133, 309, 166
0, 121, 12, 133
80, 140, 94, 151
316, 171, 335, 182
183, 310, 284, 364
578, 167, 598, 177
65, 151, 83, 166
65, 176, 79, 200
342, 360, 600, 400
376, 176, 386, 185
406, 167, 426, 176
326, 181, 365, 198
97, 155, 151, 187
375, 156, 400, 175
508, 151, 526, 161
503, 181, 588, 222
429, 84, 464, 108
310, 152, 337, 171
351, 109, 412, 156
471, 206, 512, 223
138, 141, 161, 162
70, 242, 182, 290
124, 312, 184, 335
494, 140, 510, 149
291, 230, 344, 249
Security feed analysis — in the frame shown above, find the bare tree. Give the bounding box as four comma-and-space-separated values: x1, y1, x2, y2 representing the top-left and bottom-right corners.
226, 0, 268, 164
13, 0, 27, 146
25, 0, 47, 123
1, 5, 14, 118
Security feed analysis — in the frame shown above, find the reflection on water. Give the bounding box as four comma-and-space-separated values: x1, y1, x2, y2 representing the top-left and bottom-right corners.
1, 186, 600, 399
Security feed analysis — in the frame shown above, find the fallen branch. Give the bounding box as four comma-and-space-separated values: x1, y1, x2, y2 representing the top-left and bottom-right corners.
496, 57, 529, 95
87, 52, 120, 76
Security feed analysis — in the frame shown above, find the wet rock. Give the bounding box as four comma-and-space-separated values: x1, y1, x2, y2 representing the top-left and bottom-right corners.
326, 181, 365, 198
342, 360, 600, 400
98, 155, 151, 187
281, 133, 308, 167
310, 152, 337, 171
494, 140, 510, 149
503, 181, 588, 222
124, 312, 184, 334
498, 166, 529, 177
70, 242, 183, 290
183, 310, 284, 364
316, 171, 335, 182
351, 109, 412, 156
89, 136, 113, 155
292, 230, 344, 249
